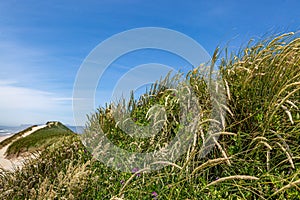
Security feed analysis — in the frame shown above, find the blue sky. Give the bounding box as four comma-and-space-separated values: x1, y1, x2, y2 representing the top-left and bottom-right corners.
0, 0, 299, 126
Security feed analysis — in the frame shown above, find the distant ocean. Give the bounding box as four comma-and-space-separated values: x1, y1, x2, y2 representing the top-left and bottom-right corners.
0, 125, 28, 137
0, 128, 12, 136
0, 129, 11, 136
68, 126, 85, 134
0, 125, 84, 137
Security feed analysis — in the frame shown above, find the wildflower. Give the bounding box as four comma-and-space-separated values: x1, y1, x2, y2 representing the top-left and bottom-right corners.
132, 167, 139, 173
152, 191, 158, 199
120, 180, 125, 185
132, 167, 141, 177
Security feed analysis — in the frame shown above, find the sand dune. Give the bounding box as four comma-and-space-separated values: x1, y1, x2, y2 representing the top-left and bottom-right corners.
0, 125, 47, 171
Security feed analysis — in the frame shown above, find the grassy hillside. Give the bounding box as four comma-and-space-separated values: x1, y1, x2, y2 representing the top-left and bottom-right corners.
0, 33, 299, 199
5, 121, 75, 158
0, 125, 38, 149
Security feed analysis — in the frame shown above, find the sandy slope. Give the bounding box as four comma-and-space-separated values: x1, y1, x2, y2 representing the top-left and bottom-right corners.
0, 125, 47, 171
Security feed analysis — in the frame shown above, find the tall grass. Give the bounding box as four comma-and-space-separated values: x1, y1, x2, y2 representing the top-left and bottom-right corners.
0, 32, 299, 199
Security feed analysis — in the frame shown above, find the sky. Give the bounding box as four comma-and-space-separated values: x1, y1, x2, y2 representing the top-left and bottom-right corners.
0, 0, 299, 126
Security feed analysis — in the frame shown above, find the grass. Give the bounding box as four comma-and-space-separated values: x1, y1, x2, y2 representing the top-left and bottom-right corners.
5, 122, 75, 158
0, 125, 37, 149
0, 32, 299, 199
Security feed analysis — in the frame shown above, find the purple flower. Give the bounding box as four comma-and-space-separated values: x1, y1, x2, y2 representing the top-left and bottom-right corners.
152, 191, 158, 199
120, 180, 125, 185
132, 167, 141, 177
132, 167, 139, 173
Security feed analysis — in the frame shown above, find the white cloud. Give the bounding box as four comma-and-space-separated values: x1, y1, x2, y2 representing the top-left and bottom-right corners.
0, 81, 74, 126
0, 31, 79, 126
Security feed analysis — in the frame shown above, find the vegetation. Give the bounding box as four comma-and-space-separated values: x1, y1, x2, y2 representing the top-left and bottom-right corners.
0, 32, 299, 199
0, 125, 37, 149
5, 122, 75, 158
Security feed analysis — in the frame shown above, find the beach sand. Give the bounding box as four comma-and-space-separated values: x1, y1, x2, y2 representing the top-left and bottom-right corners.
0, 125, 47, 171
0, 134, 13, 143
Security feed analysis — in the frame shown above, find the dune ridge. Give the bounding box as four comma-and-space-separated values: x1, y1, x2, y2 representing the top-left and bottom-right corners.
0, 125, 46, 171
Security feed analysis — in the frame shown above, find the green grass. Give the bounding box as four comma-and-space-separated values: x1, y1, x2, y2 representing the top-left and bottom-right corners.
0, 32, 299, 199
5, 122, 75, 158
0, 125, 37, 149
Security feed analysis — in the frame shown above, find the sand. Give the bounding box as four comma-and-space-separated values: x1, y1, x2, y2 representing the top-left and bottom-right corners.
0, 125, 47, 171
0, 134, 13, 143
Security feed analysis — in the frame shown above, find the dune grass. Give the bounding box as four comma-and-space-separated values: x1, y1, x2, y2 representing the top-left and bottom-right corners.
0, 32, 299, 199
5, 122, 75, 158
0, 125, 38, 150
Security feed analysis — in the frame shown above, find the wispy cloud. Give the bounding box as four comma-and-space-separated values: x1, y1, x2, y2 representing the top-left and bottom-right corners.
0, 28, 82, 125
0, 81, 73, 126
